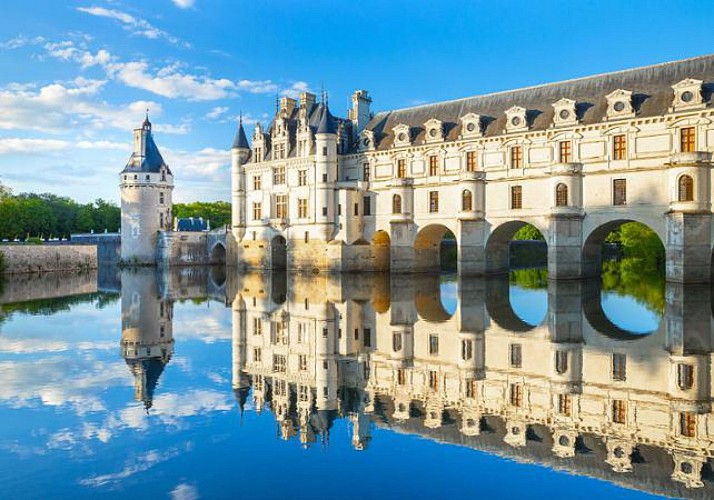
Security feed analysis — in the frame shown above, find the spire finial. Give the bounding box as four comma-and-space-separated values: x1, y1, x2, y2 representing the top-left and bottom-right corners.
239, 110, 243, 126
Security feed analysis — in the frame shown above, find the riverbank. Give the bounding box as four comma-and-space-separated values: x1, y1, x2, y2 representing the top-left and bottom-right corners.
0, 245, 97, 274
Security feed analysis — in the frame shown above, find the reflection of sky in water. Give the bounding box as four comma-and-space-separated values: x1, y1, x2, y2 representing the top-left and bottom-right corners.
0, 280, 669, 499
601, 292, 661, 334
509, 285, 548, 326
439, 276, 458, 315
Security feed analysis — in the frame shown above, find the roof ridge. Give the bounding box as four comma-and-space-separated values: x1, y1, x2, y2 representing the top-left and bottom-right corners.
377, 53, 714, 116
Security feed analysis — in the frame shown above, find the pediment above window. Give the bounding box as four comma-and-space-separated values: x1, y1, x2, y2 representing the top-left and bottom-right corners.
605, 89, 635, 120
671, 78, 704, 111
459, 113, 482, 138
359, 129, 376, 151
423, 118, 444, 143
392, 123, 411, 147
505, 106, 528, 132
552, 98, 578, 127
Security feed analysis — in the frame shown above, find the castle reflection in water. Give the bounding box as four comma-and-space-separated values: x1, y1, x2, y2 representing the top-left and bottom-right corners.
119, 267, 714, 496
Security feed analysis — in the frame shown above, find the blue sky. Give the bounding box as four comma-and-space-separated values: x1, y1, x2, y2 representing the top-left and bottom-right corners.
1, 0, 713, 203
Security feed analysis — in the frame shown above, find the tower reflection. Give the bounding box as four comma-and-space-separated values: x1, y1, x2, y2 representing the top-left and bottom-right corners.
230, 271, 714, 495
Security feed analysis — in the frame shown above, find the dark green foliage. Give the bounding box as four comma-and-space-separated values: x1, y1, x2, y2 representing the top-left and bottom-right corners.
512, 224, 545, 241
0, 184, 120, 241
173, 201, 231, 229
510, 267, 548, 288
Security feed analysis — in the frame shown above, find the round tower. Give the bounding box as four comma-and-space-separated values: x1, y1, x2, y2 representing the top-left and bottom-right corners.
120, 113, 174, 265
231, 116, 251, 241
315, 103, 338, 240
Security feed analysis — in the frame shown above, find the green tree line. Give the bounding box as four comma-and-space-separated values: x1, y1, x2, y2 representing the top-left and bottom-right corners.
0, 189, 120, 241
172, 201, 231, 228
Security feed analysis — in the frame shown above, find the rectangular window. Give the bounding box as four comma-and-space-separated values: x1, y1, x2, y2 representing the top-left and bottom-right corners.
510, 343, 522, 368
363, 328, 372, 348
510, 146, 523, 168
363, 196, 372, 216
304, 231, 309, 243
274, 143, 286, 160
509, 383, 523, 407
428, 334, 439, 356
273, 354, 286, 373
397, 159, 406, 178
429, 156, 438, 176
273, 166, 285, 185
397, 368, 406, 386
558, 394, 571, 416
680, 412, 696, 437
681, 127, 696, 153
275, 194, 288, 219
253, 175, 262, 190
322, 146, 328, 156
252, 202, 262, 221
465, 378, 476, 398
159, 192, 164, 205
613, 134, 627, 160
613, 179, 626, 206
555, 351, 568, 374
299, 354, 308, 371
677, 363, 694, 390
363, 163, 370, 181
429, 191, 439, 213
298, 169, 307, 186
354, 203, 359, 216
253, 347, 261, 363
429, 371, 439, 391
558, 141, 572, 163
612, 353, 626, 381
511, 185, 522, 209
322, 207, 327, 216
297, 198, 308, 218
612, 399, 626, 424
461, 339, 473, 361
253, 317, 262, 335
466, 151, 477, 172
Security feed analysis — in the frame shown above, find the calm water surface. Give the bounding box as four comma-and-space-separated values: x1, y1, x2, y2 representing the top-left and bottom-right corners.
0, 266, 710, 499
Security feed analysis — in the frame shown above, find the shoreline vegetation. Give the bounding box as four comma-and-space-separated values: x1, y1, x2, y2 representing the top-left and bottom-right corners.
0, 184, 230, 242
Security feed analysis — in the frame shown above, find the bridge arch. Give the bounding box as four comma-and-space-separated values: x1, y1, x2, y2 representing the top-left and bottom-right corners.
414, 223, 458, 272
485, 220, 548, 275
209, 241, 226, 265
485, 276, 545, 332
582, 218, 665, 278
371, 230, 391, 271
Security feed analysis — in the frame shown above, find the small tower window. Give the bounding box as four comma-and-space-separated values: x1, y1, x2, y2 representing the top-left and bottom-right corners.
613, 179, 627, 206
613, 134, 627, 160
363, 163, 370, 181
555, 351, 568, 374
681, 127, 696, 153
510, 146, 523, 169
462, 190, 473, 211
511, 185, 522, 209
680, 412, 696, 437
612, 399, 627, 424
428, 156, 438, 176
677, 363, 694, 390
397, 159, 406, 178
466, 151, 477, 172
558, 141, 572, 163
159, 193, 165, 205
612, 353, 627, 381
555, 183, 568, 207
146, 174, 150, 180
392, 194, 402, 214
678, 175, 694, 202
429, 191, 439, 213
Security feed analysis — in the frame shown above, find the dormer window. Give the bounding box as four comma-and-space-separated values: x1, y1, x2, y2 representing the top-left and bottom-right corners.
605, 89, 635, 120
460, 113, 482, 139
671, 79, 704, 111
392, 124, 411, 148
360, 129, 376, 151
505, 106, 528, 132
424, 118, 443, 143
552, 98, 577, 127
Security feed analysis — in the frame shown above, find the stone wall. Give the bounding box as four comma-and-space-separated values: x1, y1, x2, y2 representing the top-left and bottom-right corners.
0, 245, 97, 275
0, 270, 98, 303
156, 231, 209, 266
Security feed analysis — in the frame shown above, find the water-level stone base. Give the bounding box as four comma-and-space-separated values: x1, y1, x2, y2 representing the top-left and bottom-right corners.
0, 245, 97, 274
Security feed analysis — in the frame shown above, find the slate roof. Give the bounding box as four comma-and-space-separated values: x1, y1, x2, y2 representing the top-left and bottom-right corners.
365, 53, 714, 150
122, 120, 172, 174
316, 103, 338, 134
232, 118, 250, 149
176, 217, 209, 232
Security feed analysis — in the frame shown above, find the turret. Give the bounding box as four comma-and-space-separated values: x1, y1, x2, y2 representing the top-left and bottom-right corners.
348, 90, 372, 138
315, 103, 338, 239
119, 112, 173, 265
231, 116, 251, 242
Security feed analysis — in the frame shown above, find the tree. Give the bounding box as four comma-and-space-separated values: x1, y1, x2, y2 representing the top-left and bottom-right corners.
512, 224, 544, 241
173, 201, 231, 228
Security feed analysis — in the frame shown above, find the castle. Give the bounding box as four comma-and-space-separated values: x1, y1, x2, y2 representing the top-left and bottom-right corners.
228, 54, 714, 283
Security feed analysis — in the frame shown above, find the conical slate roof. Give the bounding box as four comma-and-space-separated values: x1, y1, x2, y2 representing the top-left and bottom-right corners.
232, 118, 250, 149
122, 118, 172, 174
316, 103, 338, 134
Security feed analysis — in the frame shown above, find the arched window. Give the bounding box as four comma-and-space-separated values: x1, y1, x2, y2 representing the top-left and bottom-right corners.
678, 174, 694, 202
392, 194, 402, 214
555, 183, 568, 207
462, 190, 473, 211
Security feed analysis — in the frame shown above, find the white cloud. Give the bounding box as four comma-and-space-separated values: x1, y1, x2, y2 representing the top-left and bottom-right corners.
172, 0, 196, 8
205, 106, 228, 120
0, 35, 45, 50
76, 6, 187, 46
237, 79, 278, 94
80, 445, 190, 487
281, 81, 310, 99
171, 483, 200, 500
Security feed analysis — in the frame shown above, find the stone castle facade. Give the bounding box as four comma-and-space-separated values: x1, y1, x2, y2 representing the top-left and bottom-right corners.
229, 54, 714, 282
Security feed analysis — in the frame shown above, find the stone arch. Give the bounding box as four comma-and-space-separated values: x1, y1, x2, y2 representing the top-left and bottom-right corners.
209, 241, 226, 265
371, 230, 391, 271
582, 280, 662, 339
485, 276, 544, 332
414, 223, 457, 272
414, 273, 453, 322
485, 220, 547, 275
582, 218, 665, 278
270, 235, 287, 270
